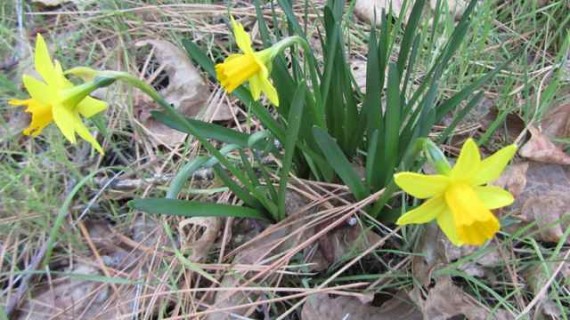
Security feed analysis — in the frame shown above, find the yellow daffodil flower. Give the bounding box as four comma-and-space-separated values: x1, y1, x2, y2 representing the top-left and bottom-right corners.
215, 17, 279, 106
395, 139, 517, 246
9, 34, 107, 153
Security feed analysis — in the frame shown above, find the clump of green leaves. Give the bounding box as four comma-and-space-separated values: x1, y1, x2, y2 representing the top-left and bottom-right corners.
135, 0, 508, 221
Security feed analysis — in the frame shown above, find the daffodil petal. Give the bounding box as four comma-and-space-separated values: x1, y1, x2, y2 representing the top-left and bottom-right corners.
52, 105, 77, 144
436, 210, 462, 246
450, 138, 481, 180
231, 17, 253, 54
73, 119, 104, 154
259, 73, 279, 106
8, 99, 30, 106
22, 75, 56, 105
53, 60, 74, 89
77, 96, 108, 118
255, 48, 273, 67
34, 34, 57, 86
249, 74, 262, 101
224, 53, 241, 62
396, 196, 446, 225
474, 186, 514, 209
472, 144, 517, 186
394, 172, 450, 199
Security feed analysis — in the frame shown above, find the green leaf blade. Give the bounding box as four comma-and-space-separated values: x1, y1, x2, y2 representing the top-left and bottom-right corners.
129, 199, 270, 221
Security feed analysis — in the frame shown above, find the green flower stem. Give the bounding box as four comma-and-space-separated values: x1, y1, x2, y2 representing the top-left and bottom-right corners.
166, 144, 240, 199
370, 138, 426, 217
61, 76, 116, 107
95, 71, 278, 218
270, 36, 325, 128
43, 167, 118, 268
271, 36, 306, 59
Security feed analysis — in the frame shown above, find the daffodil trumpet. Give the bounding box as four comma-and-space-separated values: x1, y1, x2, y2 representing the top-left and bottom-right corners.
394, 138, 517, 246
215, 17, 307, 107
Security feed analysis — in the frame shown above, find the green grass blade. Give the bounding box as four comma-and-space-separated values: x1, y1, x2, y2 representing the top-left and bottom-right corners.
129, 199, 270, 221
277, 0, 306, 37
254, 0, 272, 46
406, 0, 479, 109
437, 91, 484, 142
313, 127, 368, 200
278, 84, 306, 220
151, 111, 250, 147
401, 35, 421, 96
211, 164, 261, 209
182, 38, 215, 76
43, 167, 118, 268
381, 63, 402, 186
397, 0, 425, 78
435, 55, 516, 120
239, 149, 262, 188
252, 151, 278, 202
365, 129, 380, 189
360, 27, 382, 140
321, 6, 341, 135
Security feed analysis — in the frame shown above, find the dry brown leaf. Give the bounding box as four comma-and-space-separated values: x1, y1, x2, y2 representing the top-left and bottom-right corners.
135, 39, 232, 146
521, 195, 570, 243
520, 101, 570, 165
179, 217, 221, 262
444, 241, 501, 278
301, 292, 422, 320
520, 126, 570, 165
541, 103, 570, 139
16, 264, 123, 319
409, 226, 512, 320
354, 0, 408, 25
410, 277, 513, 320
493, 162, 529, 198
501, 162, 570, 243
308, 222, 384, 272
411, 223, 501, 280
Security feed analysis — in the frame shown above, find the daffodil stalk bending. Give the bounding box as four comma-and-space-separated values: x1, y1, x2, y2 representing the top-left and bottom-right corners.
215, 17, 306, 106
9, 34, 109, 153
394, 139, 517, 246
